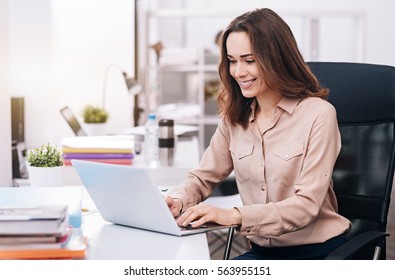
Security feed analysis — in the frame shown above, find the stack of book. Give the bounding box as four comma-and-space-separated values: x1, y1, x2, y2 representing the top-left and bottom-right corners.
61, 135, 135, 166
0, 205, 86, 259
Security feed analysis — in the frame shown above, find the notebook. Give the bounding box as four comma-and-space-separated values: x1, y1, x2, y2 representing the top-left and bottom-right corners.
71, 160, 236, 236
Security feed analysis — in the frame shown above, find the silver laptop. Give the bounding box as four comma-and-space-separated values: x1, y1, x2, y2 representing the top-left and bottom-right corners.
71, 160, 235, 236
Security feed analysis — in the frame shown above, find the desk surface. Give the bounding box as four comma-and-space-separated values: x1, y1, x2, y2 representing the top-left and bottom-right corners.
83, 214, 211, 260
81, 188, 210, 260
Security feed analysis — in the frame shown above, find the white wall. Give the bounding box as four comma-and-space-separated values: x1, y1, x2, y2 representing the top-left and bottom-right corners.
8, 0, 134, 150
51, 0, 135, 140
9, 0, 54, 149
6, 0, 395, 152
0, 0, 13, 187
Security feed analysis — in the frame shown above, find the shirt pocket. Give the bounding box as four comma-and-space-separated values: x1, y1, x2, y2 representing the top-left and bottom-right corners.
266, 141, 305, 189
272, 141, 304, 161
229, 143, 254, 184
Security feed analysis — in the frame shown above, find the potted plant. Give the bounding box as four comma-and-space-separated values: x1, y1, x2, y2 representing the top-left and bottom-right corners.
82, 105, 109, 135
25, 143, 64, 187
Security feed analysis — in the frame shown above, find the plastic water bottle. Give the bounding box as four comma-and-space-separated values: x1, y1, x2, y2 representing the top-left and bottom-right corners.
144, 113, 159, 167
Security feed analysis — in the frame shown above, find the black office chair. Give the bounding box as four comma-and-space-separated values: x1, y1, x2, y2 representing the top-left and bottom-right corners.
224, 62, 395, 260
308, 62, 395, 259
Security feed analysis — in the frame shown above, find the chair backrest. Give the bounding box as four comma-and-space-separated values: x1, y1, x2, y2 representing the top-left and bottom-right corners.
308, 62, 395, 259
60, 106, 86, 136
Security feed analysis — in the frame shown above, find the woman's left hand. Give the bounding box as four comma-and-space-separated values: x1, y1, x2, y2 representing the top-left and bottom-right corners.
176, 203, 241, 228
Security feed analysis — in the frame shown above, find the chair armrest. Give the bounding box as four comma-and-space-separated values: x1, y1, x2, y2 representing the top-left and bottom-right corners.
325, 231, 389, 260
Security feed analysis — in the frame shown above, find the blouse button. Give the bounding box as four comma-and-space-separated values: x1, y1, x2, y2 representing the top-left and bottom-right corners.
284, 154, 289, 159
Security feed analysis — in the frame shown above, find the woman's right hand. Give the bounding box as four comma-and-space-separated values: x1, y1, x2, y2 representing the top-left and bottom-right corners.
165, 196, 183, 217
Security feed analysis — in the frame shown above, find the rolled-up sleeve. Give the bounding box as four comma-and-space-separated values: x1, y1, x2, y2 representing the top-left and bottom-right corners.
167, 119, 234, 210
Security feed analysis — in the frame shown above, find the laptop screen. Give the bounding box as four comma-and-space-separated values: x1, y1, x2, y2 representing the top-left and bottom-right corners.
60, 106, 86, 136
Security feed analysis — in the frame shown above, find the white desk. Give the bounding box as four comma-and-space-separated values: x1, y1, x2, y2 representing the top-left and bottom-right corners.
81, 188, 210, 260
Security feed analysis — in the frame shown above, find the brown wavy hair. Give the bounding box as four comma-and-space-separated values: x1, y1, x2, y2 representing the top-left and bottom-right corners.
217, 8, 328, 128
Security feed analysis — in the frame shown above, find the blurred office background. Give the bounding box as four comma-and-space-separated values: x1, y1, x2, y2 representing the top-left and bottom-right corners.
1, 0, 394, 184
1, 0, 394, 150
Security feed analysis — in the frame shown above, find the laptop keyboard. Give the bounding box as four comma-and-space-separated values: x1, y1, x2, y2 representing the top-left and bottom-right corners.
180, 224, 208, 231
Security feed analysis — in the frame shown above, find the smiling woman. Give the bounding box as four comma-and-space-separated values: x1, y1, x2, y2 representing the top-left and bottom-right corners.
165, 8, 350, 260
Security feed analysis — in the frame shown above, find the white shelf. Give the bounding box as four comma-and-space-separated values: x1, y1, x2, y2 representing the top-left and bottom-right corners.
144, 8, 226, 153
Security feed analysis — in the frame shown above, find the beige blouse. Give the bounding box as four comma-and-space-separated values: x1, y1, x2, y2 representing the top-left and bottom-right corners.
168, 97, 351, 247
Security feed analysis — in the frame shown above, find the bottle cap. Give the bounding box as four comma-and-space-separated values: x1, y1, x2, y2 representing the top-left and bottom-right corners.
159, 119, 174, 126
148, 113, 156, 120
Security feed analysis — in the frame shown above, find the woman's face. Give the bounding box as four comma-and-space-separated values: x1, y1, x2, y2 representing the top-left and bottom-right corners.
226, 31, 269, 98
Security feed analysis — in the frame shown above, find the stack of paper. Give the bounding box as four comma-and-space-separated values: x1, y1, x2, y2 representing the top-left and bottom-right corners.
0, 205, 86, 259
61, 135, 135, 166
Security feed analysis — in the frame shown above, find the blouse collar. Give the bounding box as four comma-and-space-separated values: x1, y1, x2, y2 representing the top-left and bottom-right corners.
249, 97, 301, 122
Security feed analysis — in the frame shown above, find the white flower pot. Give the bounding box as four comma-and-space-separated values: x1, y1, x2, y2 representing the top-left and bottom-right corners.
28, 166, 64, 187
83, 123, 107, 136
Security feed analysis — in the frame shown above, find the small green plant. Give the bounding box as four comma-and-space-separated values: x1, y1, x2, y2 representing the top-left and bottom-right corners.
25, 143, 64, 167
82, 105, 108, 123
